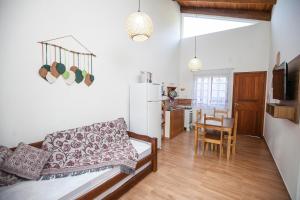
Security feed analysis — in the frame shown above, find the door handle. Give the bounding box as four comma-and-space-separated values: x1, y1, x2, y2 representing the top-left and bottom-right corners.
234, 103, 239, 109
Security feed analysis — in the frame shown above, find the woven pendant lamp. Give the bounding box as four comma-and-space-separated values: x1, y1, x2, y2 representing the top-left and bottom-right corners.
126, 0, 153, 42
188, 36, 202, 72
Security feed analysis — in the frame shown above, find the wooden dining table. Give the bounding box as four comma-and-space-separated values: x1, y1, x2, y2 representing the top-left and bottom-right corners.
194, 118, 234, 160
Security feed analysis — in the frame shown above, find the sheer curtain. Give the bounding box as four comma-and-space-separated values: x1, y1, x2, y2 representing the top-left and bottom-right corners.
193, 69, 233, 109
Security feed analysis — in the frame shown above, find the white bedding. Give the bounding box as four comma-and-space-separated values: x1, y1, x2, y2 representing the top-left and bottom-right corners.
0, 138, 151, 200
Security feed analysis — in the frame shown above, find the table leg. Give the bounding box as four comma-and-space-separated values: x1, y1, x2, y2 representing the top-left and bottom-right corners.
227, 129, 232, 160
232, 136, 236, 155
194, 126, 198, 155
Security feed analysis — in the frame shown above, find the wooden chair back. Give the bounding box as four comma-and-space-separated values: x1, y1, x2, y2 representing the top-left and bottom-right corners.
214, 108, 229, 118
204, 114, 224, 126
196, 109, 202, 123
233, 110, 239, 138
202, 114, 224, 157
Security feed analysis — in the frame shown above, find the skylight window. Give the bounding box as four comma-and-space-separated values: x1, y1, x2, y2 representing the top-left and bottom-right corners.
182, 15, 256, 38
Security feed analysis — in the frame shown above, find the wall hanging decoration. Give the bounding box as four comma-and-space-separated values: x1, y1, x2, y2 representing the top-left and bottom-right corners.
188, 36, 202, 72
38, 35, 96, 86
126, 0, 153, 42
39, 44, 51, 80
85, 55, 94, 86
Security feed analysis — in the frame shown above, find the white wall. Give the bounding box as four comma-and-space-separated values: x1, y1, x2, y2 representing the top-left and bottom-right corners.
178, 22, 271, 99
0, 0, 180, 147
264, 0, 300, 199
298, 164, 300, 200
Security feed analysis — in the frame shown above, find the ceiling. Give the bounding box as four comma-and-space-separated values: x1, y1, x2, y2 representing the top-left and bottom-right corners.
176, 0, 277, 21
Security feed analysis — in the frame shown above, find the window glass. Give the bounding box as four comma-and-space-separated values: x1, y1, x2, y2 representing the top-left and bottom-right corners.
193, 71, 231, 108
182, 16, 256, 38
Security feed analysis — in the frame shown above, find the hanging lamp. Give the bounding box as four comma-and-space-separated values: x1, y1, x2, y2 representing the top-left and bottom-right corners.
188, 36, 202, 72
126, 0, 153, 42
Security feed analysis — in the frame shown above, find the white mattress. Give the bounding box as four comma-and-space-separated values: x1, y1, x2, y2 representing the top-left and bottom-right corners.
0, 138, 151, 200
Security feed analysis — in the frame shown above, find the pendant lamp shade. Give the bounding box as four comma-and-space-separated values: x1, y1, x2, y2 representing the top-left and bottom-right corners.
188, 36, 202, 72
126, 0, 153, 42
188, 57, 202, 72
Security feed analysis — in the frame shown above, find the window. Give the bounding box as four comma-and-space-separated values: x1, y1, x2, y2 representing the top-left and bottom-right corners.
182, 15, 256, 38
193, 69, 232, 108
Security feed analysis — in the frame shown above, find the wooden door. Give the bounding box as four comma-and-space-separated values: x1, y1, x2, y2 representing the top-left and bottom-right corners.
232, 71, 267, 137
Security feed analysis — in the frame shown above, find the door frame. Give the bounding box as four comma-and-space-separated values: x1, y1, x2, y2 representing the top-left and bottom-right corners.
232, 71, 267, 137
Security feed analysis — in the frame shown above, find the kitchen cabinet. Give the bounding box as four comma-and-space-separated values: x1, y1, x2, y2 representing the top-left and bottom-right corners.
165, 109, 184, 139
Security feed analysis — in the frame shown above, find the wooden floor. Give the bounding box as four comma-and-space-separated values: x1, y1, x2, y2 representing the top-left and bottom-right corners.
121, 131, 290, 200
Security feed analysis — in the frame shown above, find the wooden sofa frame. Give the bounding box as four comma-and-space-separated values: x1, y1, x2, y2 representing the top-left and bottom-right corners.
12, 131, 158, 200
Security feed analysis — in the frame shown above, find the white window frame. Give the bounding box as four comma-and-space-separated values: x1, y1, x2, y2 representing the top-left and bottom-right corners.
193, 69, 233, 109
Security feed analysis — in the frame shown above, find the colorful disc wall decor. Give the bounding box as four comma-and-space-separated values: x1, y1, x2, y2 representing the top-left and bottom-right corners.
38, 35, 96, 86
84, 73, 94, 86
62, 71, 70, 79
43, 64, 51, 71
39, 44, 52, 81
90, 74, 94, 82
56, 48, 66, 74
56, 63, 66, 74
50, 61, 59, 78
75, 68, 84, 83
82, 69, 87, 78
46, 72, 56, 84
70, 66, 78, 73
39, 67, 48, 79
65, 71, 76, 85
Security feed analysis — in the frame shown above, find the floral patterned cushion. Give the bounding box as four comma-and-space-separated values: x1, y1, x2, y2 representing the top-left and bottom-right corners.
0, 146, 21, 186
1, 143, 51, 180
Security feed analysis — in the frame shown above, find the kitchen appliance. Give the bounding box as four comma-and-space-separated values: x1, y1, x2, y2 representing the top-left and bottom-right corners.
139, 71, 152, 83
130, 83, 162, 148
177, 105, 193, 131
184, 108, 193, 131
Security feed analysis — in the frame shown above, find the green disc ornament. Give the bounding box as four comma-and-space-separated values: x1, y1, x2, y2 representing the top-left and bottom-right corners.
62, 70, 70, 79
82, 69, 87, 78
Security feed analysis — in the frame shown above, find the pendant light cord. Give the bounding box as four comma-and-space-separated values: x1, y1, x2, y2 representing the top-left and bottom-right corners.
138, 0, 141, 12
194, 36, 197, 58
194, 4, 197, 59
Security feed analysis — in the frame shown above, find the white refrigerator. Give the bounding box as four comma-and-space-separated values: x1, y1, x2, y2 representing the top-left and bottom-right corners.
129, 83, 162, 149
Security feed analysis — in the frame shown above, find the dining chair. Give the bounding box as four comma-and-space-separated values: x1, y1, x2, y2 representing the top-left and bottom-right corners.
214, 108, 229, 118
196, 109, 202, 123
214, 108, 229, 150
224, 111, 238, 155
194, 109, 205, 154
202, 114, 224, 157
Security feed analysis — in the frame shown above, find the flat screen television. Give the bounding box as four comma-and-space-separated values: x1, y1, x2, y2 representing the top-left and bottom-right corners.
273, 62, 288, 100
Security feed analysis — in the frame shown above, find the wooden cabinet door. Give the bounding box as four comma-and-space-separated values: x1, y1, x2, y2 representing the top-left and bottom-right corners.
232, 71, 267, 137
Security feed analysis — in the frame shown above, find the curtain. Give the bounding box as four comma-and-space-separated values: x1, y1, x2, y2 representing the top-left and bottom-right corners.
193, 69, 233, 109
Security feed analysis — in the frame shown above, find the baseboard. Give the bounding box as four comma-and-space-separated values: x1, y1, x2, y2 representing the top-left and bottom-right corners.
262, 136, 292, 199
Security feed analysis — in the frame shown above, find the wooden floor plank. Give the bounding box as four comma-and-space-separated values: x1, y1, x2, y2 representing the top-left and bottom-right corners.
121, 132, 290, 200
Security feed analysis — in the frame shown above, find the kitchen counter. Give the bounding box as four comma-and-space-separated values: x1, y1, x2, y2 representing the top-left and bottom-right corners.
164, 109, 184, 139
167, 108, 184, 111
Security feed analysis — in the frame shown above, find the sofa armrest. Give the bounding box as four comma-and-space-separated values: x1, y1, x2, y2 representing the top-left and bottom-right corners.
127, 131, 157, 172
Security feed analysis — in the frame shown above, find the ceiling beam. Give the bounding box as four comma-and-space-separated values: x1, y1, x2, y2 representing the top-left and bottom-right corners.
177, 0, 276, 4
181, 6, 272, 21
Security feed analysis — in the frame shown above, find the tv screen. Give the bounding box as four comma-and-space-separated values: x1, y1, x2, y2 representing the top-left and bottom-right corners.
273, 62, 288, 100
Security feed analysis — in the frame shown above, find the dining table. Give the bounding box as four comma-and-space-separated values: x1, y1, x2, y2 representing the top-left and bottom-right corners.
194, 117, 234, 160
